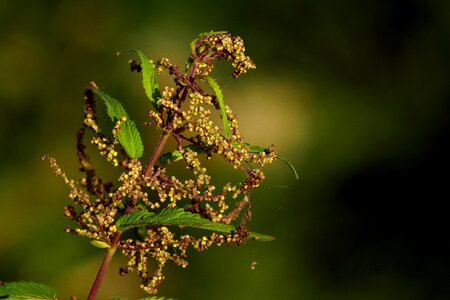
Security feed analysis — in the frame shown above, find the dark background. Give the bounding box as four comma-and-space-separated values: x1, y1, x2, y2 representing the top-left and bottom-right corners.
1, 0, 449, 299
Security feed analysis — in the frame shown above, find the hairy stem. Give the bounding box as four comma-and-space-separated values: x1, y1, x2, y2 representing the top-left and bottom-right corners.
87, 247, 117, 300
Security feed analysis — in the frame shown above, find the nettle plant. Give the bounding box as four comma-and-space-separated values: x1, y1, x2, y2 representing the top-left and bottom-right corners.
0, 32, 297, 299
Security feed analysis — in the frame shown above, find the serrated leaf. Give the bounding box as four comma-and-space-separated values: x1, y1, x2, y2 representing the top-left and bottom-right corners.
0, 281, 57, 300
90, 87, 144, 159
116, 208, 274, 241
134, 50, 160, 109
205, 76, 230, 139
117, 119, 144, 159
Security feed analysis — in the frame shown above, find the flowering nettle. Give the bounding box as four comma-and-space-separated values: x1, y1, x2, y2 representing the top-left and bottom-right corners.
44, 32, 294, 295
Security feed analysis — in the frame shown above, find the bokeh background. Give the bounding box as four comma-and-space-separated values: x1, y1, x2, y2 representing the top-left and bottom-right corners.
1, 0, 449, 299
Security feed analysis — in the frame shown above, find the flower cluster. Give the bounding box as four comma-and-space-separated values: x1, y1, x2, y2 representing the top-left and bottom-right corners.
192, 32, 256, 78
45, 32, 277, 295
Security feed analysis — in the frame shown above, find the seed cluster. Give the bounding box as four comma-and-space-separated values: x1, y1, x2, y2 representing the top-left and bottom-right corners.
45, 33, 276, 294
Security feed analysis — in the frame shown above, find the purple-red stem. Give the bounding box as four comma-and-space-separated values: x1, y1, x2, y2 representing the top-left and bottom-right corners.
87, 247, 116, 300
144, 129, 171, 177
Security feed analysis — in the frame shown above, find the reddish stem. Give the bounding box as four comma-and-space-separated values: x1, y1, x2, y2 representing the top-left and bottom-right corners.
144, 130, 171, 177
87, 247, 116, 300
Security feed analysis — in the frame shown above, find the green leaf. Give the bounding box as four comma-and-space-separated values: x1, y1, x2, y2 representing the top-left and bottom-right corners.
91, 88, 128, 121
234, 142, 299, 180
190, 31, 228, 51
205, 76, 230, 139
198, 30, 228, 38
133, 50, 160, 109
0, 281, 57, 300
274, 153, 299, 180
158, 149, 183, 165
116, 208, 274, 241
90, 87, 144, 159
117, 119, 144, 159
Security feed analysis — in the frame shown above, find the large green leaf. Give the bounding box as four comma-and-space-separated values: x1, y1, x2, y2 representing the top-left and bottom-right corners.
116, 208, 274, 241
0, 281, 57, 300
205, 76, 230, 139
90, 88, 144, 159
134, 50, 160, 109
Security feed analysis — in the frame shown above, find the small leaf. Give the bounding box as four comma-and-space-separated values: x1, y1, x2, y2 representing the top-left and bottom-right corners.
90, 240, 110, 249
198, 30, 228, 38
91, 88, 128, 121
234, 142, 299, 180
116, 208, 274, 241
90, 87, 144, 159
274, 153, 299, 180
117, 119, 144, 159
158, 144, 206, 165
190, 31, 228, 51
247, 232, 275, 241
158, 149, 183, 165
205, 76, 230, 139
134, 50, 160, 109
0, 281, 57, 300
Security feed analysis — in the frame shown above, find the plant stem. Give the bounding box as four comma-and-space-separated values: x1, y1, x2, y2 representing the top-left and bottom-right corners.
189, 62, 198, 84
87, 247, 117, 300
144, 129, 171, 177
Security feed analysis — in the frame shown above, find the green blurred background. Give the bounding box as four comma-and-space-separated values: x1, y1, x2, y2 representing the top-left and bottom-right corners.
1, 0, 449, 299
